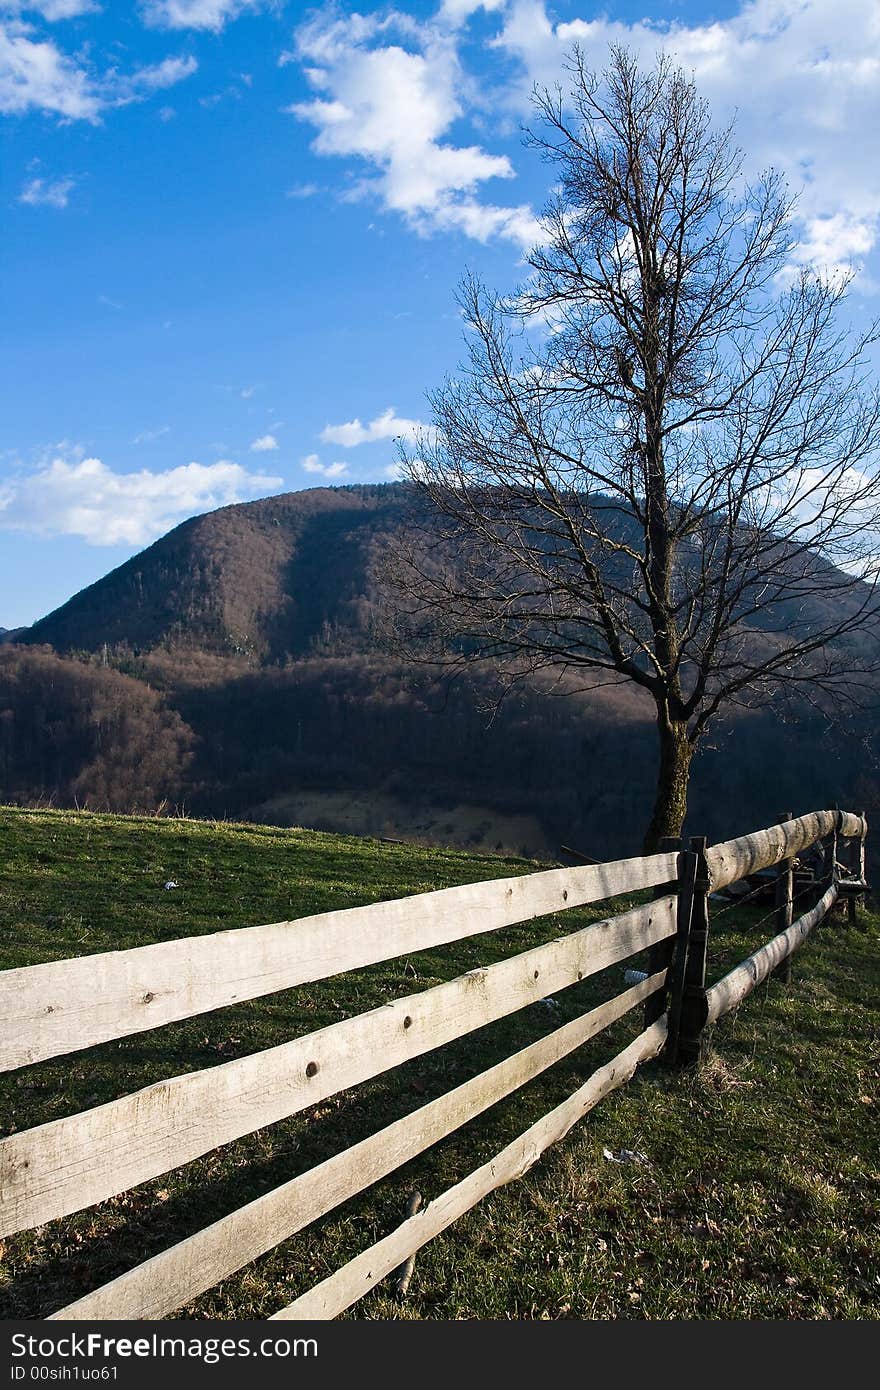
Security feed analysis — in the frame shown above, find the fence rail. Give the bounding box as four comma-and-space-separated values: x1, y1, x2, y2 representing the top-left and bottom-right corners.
51, 971, 666, 1322
0, 898, 675, 1237
705, 883, 839, 1025
0, 852, 679, 1073
271, 1018, 670, 1323
0, 806, 868, 1321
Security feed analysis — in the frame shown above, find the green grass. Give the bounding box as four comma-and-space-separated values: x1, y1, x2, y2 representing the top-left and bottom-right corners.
0, 807, 878, 1321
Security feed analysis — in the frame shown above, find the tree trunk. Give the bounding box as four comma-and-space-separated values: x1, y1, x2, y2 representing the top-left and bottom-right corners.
643, 712, 693, 852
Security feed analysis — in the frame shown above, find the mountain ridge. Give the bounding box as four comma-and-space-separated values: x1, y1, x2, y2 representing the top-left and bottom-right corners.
5, 482, 879, 857
23, 484, 403, 662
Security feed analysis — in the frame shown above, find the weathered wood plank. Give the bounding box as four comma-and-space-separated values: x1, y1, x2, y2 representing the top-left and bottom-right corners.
706, 812, 837, 891
270, 1018, 669, 1321
1, 898, 675, 1238
839, 812, 867, 840
705, 884, 838, 1024
49, 972, 665, 1321
0, 852, 679, 1073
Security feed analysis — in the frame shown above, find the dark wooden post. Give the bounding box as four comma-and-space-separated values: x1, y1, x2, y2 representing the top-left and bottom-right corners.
644, 835, 682, 1029
772, 812, 794, 983
665, 836, 710, 1067
676, 837, 711, 1067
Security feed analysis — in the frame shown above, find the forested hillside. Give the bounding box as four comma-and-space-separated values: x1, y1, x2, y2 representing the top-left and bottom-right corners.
3, 484, 878, 856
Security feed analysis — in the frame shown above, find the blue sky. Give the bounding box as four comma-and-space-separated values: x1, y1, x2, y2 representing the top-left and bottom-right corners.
2, 0, 878, 627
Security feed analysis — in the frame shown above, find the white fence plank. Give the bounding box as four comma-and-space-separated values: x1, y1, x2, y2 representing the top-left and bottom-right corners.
705, 884, 838, 1024
0, 852, 679, 1072
1, 898, 675, 1237
50, 971, 664, 1320
706, 812, 837, 890
271, 1019, 668, 1320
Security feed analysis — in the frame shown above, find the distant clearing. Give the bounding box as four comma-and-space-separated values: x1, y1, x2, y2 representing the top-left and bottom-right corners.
247, 789, 556, 859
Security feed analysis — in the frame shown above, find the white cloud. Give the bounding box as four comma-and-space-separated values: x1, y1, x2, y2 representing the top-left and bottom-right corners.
769, 463, 880, 579
131, 425, 170, 444
301, 454, 348, 478
140, 0, 262, 31
199, 82, 241, 108
289, 9, 541, 248
785, 213, 877, 282
0, 18, 102, 119
2, 2, 98, 19
439, 0, 506, 28
493, 0, 880, 280
0, 16, 197, 120
250, 433, 278, 452
320, 407, 433, 448
124, 55, 198, 95
39, 1, 96, 16
0, 455, 283, 547
43, 1, 96, 14
283, 0, 880, 276
18, 174, 74, 207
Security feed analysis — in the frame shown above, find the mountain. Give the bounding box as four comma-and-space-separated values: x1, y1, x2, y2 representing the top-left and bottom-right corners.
5, 484, 879, 857
24, 485, 402, 663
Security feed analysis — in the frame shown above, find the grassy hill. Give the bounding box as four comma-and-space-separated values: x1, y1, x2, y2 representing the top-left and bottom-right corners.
0, 807, 878, 1320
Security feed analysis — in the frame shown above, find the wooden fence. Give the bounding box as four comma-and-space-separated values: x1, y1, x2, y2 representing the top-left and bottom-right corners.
0, 808, 867, 1321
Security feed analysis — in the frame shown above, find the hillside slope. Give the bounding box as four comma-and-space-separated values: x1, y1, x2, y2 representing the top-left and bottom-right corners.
22, 482, 874, 666
6, 484, 879, 856
23, 485, 402, 662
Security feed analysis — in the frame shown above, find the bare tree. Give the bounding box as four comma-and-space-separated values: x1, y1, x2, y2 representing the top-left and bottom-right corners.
380, 46, 880, 850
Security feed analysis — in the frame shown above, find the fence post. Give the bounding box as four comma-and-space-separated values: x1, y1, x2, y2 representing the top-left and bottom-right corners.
677, 837, 711, 1066
665, 836, 710, 1067
772, 812, 794, 983
644, 835, 683, 1029
814, 813, 838, 918
847, 814, 868, 930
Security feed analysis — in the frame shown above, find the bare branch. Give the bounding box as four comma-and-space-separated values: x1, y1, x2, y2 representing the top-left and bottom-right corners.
375, 45, 880, 850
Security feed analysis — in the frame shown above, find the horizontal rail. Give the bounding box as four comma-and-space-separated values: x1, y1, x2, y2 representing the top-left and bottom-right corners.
706, 811, 839, 890
0, 851, 679, 1073
705, 883, 838, 1024
840, 812, 868, 839
49, 971, 665, 1320
270, 1018, 668, 1320
0, 897, 675, 1237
